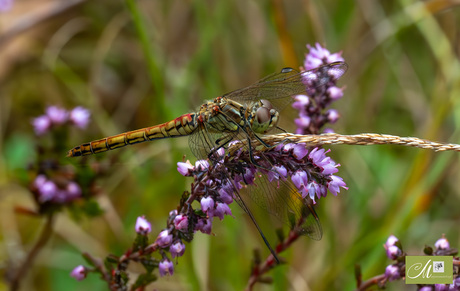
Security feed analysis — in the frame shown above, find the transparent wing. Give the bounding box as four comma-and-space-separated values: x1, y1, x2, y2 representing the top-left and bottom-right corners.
223, 62, 348, 111
239, 168, 322, 240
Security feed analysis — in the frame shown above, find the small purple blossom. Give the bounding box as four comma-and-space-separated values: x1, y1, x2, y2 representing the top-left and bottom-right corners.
326, 109, 340, 123
292, 144, 308, 160
32, 115, 51, 135
384, 264, 401, 281
66, 182, 82, 200
170, 241, 186, 258
327, 175, 347, 196
291, 170, 309, 199
69, 106, 90, 129
46, 106, 68, 124
195, 160, 209, 171
434, 284, 449, 291
195, 217, 212, 234
70, 265, 87, 281
267, 165, 287, 182
135, 216, 151, 235
385, 235, 399, 248
213, 203, 233, 220
304, 43, 344, 70
243, 167, 256, 184
177, 161, 194, 176
294, 115, 311, 130
292, 95, 310, 111
38, 180, 58, 202
173, 214, 188, 231
156, 230, 173, 248
435, 236, 450, 250
218, 182, 234, 204
200, 197, 215, 213
327, 86, 344, 100
158, 259, 174, 277
386, 245, 402, 260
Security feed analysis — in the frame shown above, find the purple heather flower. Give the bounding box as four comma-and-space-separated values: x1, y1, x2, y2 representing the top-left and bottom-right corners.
386, 245, 402, 260
38, 180, 58, 202
32, 115, 51, 135
195, 217, 212, 234
327, 86, 344, 100
177, 161, 194, 176
304, 43, 344, 70
66, 182, 82, 200
292, 144, 308, 160
70, 265, 86, 281
173, 214, 188, 231
213, 203, 233, 220
385, 235, 399, 247
326, 109, 340, 123
267, 165, 287, 182
419, 287, 433, 291
434, 284, 449, 291
243, 167, 255, 184
46, 106, 68, 124
33, 175, 47, 188
384, 264, 401, 281
451, 277, 460, 289
306, 181, 320, 201
435, 237, 450, 250
195, 160, 209, 171
158, 259, 174, 277
327, 175, 347, 196
291, 170, 309, 198
135, 216, 151, 235
170, 241, 186, 258
292, 95, 310, 111
69, 106, 90, 129
200, 197, 215, 213
218, 182, 234, 204
156, 230, 172, 248
294, 115, 311, 129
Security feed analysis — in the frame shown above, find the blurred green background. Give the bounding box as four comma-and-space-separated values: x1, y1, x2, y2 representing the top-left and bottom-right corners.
1, 0, 460, 290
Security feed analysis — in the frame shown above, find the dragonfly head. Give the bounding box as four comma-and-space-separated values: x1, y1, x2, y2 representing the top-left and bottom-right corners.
252, 99, 280, 134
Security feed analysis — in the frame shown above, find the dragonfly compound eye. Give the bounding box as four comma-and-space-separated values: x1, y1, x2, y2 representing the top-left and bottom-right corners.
256, 107, 271, 124
260, 99, 274, 111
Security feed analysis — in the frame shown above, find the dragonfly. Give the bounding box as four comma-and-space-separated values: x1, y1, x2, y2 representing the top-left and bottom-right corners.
68, 62, 348, 261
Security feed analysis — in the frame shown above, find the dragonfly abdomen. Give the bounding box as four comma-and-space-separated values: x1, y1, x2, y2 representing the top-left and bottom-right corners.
67, 113, 198, 157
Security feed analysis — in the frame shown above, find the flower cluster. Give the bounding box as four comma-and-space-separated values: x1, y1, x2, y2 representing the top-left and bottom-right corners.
32, 174, 82, 205
32, 106, 90, 135
294, 43, 345, 134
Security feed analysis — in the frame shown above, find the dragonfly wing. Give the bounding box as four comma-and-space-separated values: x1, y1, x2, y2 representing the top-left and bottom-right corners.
223, 62, 348, 112
218, 128, 323, 240
236, 153, 323, 240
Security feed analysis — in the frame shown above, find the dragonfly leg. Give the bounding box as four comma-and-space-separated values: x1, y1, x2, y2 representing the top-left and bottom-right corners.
230, 181, 280, 264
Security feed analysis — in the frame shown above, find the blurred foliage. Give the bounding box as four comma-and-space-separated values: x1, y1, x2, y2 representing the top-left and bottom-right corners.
1, 0, 460, 290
